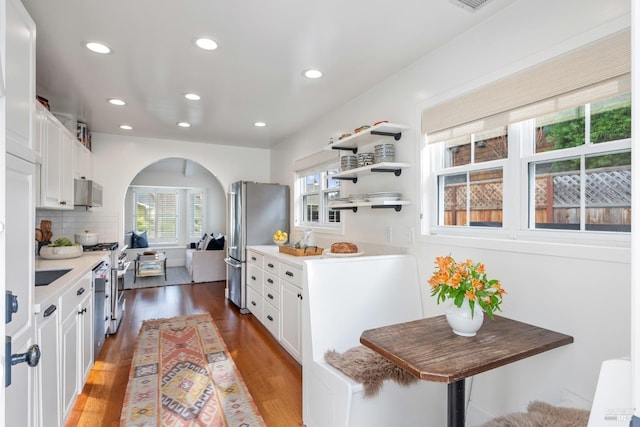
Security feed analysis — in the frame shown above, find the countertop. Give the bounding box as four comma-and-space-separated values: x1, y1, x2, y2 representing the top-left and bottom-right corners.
34, 252, 108, 311
247, 245, 323, 268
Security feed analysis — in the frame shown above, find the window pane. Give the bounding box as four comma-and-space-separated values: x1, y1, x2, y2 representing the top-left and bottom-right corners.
325, 191, 341, 223
303, 194, 319, 223
441, 173, 465, 226
188, 191, 204, 239
590, 93, 631, 144
326, 168, 341, 190
585, 152, 631, 231
474, 127, 508, 163
469, 169, 503, 227
135, 193, 156, 239
156, 192, 177, 241
305, 174, 320, 192
445, 136, 471, 167
531, 158, 580, 229
535, 106, 585, 153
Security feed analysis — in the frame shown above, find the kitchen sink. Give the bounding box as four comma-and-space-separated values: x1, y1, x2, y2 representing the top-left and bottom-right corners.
35, 268, 72, 286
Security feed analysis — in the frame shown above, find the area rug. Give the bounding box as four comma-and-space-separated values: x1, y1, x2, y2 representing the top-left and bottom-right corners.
120, 313, 266, 426
124, 267, 191, 290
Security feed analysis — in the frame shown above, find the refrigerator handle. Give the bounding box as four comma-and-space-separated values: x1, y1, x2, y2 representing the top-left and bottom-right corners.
224, 258, 241, 269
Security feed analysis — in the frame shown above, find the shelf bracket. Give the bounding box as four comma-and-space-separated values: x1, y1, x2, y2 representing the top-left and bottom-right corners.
371, 205, 403, 212
331, 146, 358, 154
332, 206, 358, 212
370, 168, 402, 176
371, 130, 403, 141
334, 176, 358, 184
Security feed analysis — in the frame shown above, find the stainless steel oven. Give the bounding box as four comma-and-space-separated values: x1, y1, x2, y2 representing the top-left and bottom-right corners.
92, 261, 110, 358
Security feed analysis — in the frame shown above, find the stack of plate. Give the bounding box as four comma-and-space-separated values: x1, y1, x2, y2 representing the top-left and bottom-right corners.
357, 152, 374, 167
374, 143, 395, 163
366, 192, 402, 203
330, 196, 350, 205
341, 155, 358, 171
348, 193, 367, 203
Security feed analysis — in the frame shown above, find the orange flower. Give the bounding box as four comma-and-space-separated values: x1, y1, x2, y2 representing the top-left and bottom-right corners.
472, 278, 483, 290
476, 263, 485, 273
465, 290, 477, 300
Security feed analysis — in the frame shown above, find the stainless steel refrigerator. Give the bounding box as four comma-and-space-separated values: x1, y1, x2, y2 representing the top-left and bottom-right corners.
225, 181, 290, 313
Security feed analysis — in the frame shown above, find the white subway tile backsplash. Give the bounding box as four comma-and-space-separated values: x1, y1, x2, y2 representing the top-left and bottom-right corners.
36, 208, 119, 244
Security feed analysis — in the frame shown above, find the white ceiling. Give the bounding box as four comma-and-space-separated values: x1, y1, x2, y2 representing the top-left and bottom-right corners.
21, 0, 512, 149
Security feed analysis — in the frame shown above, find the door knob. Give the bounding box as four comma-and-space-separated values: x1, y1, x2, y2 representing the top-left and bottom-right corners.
5, 337, 40, 387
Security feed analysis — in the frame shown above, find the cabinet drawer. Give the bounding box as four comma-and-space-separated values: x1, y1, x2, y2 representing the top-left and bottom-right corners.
246, 263, 263, 294
246, 286, 263, 320
247, 251, 263, 267
59, 275, 90, 318
279, 263, 302, 287
264, 271, 278, 293
263, 257, 278, 274
263, 285, 280, 310
262, 303, 280, 339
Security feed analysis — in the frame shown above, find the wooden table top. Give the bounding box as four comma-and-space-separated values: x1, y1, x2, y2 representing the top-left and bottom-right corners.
360, 315, 573, 383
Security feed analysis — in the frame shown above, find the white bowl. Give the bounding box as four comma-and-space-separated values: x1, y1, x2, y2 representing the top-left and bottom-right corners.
39, 244, 83, 260
273, 238, 288, 246
75, 232, 99, 246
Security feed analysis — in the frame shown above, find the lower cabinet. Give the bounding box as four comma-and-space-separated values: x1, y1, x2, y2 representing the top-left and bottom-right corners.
246, 250, 303, 363
35, 285, 95, 426
36, 300, 61, 427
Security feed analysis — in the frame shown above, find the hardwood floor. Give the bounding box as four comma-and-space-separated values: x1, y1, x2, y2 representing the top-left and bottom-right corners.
66, 281, 303, 426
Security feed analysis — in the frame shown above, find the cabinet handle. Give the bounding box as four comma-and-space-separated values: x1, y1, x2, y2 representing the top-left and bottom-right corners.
251, 275, 256, 281
267, 293, 274, 300
286, 271, 294, 277
297, 293, 303, 300
267, 315, 274, 322
59, 201, 67, 206
76, 287, 85, 296
251, 300, 257, 306
251, 256, 257, 261
267, 278, 274, 284
78, 307, 87, 315
267, 263, 274, 268
43, 304, 57, 318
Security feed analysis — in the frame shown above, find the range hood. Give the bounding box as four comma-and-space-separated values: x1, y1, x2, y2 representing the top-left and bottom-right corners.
74, 179, 103, 207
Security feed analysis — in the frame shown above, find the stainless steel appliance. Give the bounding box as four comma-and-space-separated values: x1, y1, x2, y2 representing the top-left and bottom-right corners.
74, 178, 103, 207
225, 181, 289, 313
82, 242, 127, 335
92, 261, 110, 357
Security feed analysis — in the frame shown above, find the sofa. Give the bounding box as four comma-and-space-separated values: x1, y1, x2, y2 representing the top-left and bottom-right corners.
186, 233, 226, 283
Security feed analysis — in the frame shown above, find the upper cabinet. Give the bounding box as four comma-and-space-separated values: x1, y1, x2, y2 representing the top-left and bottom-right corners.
5, 0, 36, 161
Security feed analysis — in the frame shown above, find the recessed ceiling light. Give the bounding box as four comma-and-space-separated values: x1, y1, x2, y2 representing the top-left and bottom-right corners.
303, 69, 322, 79
194, 37, 218, 51
108, 98, 126, 106
184, 93, 201, 101
177, 122, 191, 128
84, 41, 112, 54
120, 125, 133, 130
254, 122, 266, 127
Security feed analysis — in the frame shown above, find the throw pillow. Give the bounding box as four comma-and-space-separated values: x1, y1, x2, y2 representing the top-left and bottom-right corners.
201, 234, 212, 251
206, 235, 225, 250
132, 231, 149, 248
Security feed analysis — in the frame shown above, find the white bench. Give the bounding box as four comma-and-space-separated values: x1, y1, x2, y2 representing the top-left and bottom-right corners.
302, 254, 447, 427
185, 248, 226, 282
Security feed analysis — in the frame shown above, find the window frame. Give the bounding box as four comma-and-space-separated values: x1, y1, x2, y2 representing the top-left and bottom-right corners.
294, 160, 344, 234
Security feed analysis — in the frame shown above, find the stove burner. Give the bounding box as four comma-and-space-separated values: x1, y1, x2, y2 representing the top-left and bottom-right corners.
83, 242, 118, 252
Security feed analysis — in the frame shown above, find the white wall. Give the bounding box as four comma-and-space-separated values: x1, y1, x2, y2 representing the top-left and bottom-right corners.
89, 133, 271, 248
271, 0, 631, 423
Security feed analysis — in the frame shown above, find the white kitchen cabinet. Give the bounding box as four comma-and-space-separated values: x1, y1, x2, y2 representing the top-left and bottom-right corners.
280, 280, 302, 362
73, 139, 92, 180
35, 301, 61, 427
39, 114, 74, 209
5, 0, 36, 162
59, 272, 92, 420
246, 262, 263, 320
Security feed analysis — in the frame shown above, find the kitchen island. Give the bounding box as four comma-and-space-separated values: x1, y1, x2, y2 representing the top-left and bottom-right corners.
245, 245, 323, 363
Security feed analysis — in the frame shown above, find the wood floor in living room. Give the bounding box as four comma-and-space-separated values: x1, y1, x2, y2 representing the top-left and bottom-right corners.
66, 281, 302, 427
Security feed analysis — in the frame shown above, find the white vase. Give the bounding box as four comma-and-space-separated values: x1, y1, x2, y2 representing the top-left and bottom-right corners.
445, 299, 484, 337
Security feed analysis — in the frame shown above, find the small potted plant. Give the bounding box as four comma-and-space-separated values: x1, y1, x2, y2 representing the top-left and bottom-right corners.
428, 255, 506, 336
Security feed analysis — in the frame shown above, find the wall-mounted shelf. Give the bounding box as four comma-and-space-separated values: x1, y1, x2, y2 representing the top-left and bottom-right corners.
329, 200, 410, 212
333, 162, 410, 183
325, 122, 409, 154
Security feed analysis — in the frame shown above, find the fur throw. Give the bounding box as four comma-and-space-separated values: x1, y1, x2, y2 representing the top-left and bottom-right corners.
324, 345, 418, 398
481, 400, 590, 427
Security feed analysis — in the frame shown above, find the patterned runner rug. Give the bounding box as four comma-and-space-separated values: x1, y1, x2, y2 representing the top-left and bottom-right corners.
120, 313, 266, 426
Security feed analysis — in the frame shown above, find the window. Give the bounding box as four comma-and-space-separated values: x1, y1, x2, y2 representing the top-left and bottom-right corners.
133, 188, 178, 244
429, 92, 631, 236
297, 163, 342, 228
187, 190, 205, 241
